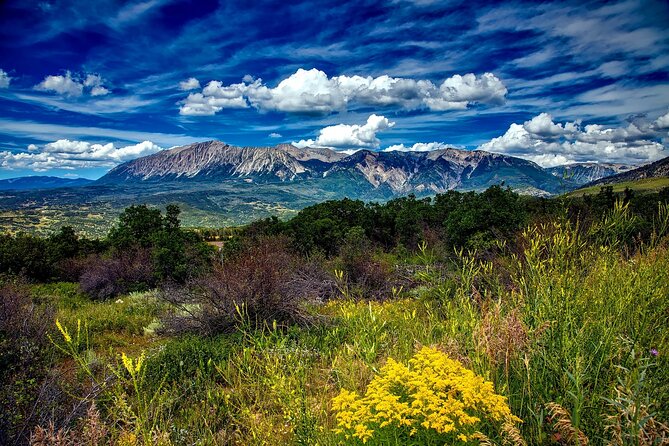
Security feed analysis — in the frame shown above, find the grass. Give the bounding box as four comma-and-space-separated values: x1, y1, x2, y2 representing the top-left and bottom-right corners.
29, 209, 669, 445
32, 283, 165, 350
567, 177, 669, 197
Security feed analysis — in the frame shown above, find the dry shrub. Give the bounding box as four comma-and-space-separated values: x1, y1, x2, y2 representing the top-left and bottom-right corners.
30, 403, 108, 446
79, 249, 155, 300
546, 402, 589, 446
54, 257, 89, 282
344, 254, 396, 299
161, 237, 328, 334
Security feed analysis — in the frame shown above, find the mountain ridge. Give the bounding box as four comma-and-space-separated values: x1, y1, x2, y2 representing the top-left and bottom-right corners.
585, 155, 669, 187
546, 162, 634, 185
99, 140, 568, 195
0, 176, 94, 191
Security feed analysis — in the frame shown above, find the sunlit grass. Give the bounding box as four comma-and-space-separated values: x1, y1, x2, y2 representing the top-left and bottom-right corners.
567, 177, 669, 197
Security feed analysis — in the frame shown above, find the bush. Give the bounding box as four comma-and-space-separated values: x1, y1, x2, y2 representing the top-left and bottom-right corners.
79, 249, 155, 300
337, 227, 398, 299
161, 237, 327, 334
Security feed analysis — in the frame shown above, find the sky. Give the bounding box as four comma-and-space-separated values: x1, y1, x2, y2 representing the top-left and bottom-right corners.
0, 0, 668, 179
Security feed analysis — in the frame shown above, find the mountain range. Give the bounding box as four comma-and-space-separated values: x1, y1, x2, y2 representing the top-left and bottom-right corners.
546, 162, 633, 185
3, 141, 663, 235
586, 155, 669, 187
99, 141, 568, 195
0, 176, 94, 191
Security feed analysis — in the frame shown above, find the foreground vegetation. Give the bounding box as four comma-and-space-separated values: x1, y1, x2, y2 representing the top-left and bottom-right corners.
2, 186, 669, 445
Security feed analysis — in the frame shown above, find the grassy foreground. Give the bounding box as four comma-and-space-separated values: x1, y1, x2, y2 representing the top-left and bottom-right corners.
31, 210, 669, 445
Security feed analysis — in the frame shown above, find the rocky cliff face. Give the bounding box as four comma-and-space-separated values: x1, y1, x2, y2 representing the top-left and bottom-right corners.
99, 140, 568, 195
546, 163, 634, 185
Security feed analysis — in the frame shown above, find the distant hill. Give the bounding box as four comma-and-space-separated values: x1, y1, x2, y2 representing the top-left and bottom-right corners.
100, 140, 567, 195
585, 155, 669, 187
546, 162, 633, 185
0, 176, 94, 191
567, 177, 669, 197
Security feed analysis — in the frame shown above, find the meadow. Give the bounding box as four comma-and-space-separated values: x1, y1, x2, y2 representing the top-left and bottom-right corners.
2, 187, 669, 445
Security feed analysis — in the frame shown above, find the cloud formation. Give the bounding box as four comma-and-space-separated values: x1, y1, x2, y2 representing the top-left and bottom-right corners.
84, 74, 111, 96
0, 69, 10, 88
34, 72, 111, 97
294, 114, 395, 149
179, 68, 507, 116
0, 139, 162, 171
479, 112, 668, 167
179, 77, 201, 91
383, 142, 453, 152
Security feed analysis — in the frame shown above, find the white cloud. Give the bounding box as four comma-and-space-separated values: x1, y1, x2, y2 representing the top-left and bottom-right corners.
179, 80, 249, 115
523, 112, 579, 137
293, 114, 395, 149
0, 139, 163, 172
269, 132, 282, 138
384, 142, 453, 152
655, 110, 669, 130
179, 77, 201, 91
84, 74, 111, 96
479, 113, 667, 167
179, 68, 507, 116
35, 72, 83, 97
34, 72, 111, 97
0, 69, 10, 88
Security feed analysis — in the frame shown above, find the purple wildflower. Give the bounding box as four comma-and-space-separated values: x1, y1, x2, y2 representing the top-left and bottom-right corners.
650, 348, 658, 357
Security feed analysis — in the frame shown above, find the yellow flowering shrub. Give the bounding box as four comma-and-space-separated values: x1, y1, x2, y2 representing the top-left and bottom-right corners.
332, 346, 522, 444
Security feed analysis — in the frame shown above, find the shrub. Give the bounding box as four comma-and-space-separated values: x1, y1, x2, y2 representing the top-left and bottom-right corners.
332, 346, 523, 445
79, 249, 155, 300
161, 237, 326, 334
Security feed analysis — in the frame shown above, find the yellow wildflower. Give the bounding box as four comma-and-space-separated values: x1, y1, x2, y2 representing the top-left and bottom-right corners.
55, 319, 71, 343
332, 346, 522, 444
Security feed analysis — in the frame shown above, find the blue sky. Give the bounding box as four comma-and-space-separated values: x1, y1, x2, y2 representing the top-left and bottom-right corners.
1, 0, 668, 179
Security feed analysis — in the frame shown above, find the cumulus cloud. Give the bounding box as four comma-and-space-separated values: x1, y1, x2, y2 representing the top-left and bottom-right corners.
84, 74, 110, 96
0, 139, 162, 171
269, 132, 282, 138
34, 72, 111, 97
0, 69, 10, 88
179, 77, 201, 91
479, 113, 668, 167
655, 110, 669, 130
293, 114, 395, 150
179, 80, 249, 115
179, 68, 507, 116
383, 142, 454, 152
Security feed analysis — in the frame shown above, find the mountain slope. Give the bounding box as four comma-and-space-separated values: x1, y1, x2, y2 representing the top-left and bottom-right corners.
0, 176, 94, 191
585, 155, 669, 187
546, 163, 634, 185
99, 141, 566, 195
